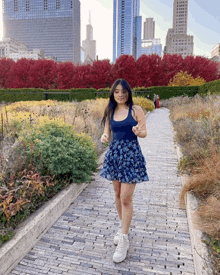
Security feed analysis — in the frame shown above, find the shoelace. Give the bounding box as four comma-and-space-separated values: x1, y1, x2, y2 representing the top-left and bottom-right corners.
115, 235, 127, 253
116, 228, 122, 236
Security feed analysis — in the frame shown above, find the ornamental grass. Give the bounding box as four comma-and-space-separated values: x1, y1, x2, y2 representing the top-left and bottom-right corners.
162, 94, 220, 274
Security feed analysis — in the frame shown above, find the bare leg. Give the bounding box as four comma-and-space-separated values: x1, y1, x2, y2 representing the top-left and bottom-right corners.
112, 180, 122, 220
120, 183, 136, 234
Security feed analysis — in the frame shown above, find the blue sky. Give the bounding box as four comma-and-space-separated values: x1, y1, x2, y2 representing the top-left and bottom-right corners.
0, 0, 219, 61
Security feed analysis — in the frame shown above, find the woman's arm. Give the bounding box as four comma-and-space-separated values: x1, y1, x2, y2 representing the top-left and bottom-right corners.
101, 117, 111, 143
132, 105, 147, 138
103, 117, 111, 137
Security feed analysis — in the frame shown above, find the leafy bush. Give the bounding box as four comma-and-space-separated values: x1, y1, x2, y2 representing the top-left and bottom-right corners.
198, 79, 220, 95
70, 88, 97, 102
169, 70, 206, 86
133, 97, 155, 111
23, 122, 98, 183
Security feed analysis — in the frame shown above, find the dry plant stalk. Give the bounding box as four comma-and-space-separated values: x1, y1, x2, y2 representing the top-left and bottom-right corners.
192, 196, 220, 238
179, 149, 220, 209
1, 113, 3, 139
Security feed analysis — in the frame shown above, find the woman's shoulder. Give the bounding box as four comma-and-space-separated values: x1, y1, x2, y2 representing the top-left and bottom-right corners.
132, 104, 142, 111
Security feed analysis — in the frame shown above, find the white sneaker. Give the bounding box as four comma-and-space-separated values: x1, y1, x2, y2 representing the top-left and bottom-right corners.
114, 227, 122, 245
113, 234, 129, 263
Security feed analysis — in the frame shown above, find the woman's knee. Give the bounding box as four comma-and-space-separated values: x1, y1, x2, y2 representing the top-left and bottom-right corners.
120, 183, 135, 206
120, 194, 132, 206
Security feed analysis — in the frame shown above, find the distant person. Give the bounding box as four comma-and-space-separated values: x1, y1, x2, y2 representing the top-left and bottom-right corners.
156, 95, 160, 108
153, 93, 157, 108
100, 78, 149, 263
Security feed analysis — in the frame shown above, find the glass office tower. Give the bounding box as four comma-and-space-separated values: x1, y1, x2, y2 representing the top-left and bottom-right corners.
113, 0, 142, 63
2, 0, 81, 63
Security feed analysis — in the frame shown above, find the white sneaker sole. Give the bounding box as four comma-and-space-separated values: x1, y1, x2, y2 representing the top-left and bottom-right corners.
113, 247, 128, 263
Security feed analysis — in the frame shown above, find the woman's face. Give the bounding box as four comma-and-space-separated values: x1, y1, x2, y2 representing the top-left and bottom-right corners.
113, 84, 129, 105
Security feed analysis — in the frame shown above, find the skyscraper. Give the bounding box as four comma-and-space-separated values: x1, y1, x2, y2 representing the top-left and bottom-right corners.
211, 43, 220, 65
143, 18, 155, 40
82, 12, 96, 64
141, 18, 162, 57
113, 0, 142, 63
2, 0, 81, 63
164, 0, 193, 58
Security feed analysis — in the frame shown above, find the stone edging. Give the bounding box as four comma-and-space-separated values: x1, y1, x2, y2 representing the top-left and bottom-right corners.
176, 146, 213, 275
0, 182, 89, 275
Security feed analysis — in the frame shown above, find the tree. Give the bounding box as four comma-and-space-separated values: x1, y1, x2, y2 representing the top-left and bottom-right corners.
169, 70, 206, 86
143, 54, 162, 87
28, 59, 58, 89
6, 58, 35, 88
56, 61, 75, 89
88, 60, 112, 89
136, 54, 154, 87
158, 54, 183, 86
182, 56, 219, 82
0, 58, 15, 88
72, 64, 91, 88
110, 55, 137, 88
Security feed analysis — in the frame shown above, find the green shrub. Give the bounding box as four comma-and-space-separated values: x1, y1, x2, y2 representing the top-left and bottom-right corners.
149, 86, 199, 100
0, 88, 44, 102
198, 79, 220, 95
23, 123, 98, 183
0, 229, 14, 245
70, 88, 97, 102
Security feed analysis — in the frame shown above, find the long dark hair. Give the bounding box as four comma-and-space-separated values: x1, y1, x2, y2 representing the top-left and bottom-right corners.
101, 78, 135, 131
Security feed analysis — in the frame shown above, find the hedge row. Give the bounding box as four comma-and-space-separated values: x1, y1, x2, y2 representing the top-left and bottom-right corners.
0, 88, 97, 103
197, 79, 220, 95
0, 80, 219, 103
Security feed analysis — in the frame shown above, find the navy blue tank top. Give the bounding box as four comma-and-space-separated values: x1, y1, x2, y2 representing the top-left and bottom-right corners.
110, 106, 138, 141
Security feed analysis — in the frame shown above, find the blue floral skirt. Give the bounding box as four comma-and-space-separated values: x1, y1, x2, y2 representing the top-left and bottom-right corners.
100, 139, 149, 184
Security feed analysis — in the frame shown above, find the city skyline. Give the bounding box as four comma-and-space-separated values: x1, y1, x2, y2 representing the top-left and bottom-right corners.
80, 0, 220, 61
0, 0, 219, 62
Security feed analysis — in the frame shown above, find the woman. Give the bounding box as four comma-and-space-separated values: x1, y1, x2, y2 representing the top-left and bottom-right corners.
100, 78, 149, 263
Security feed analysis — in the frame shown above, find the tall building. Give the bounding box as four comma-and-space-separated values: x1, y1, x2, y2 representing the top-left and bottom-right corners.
0, 37, 27, 58
143, 18, 155, 40
113, 0, 142, 63
211, 43, 220, 59
2, 0, 81, 63
82, 12, 96, 64
141, 38, 162, 57
211, 43, 220, 65
141, 17, 162, 57
0, 37, 56, 61
164, 0, 193, 58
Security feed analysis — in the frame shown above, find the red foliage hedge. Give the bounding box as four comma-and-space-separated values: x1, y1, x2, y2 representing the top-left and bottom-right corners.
0, 54, 219, 89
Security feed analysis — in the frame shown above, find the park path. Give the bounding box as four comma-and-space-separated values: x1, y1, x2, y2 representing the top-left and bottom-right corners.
10, 108, 195, 275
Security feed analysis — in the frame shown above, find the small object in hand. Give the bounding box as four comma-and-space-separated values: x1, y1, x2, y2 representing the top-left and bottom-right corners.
132, 126, 139, 132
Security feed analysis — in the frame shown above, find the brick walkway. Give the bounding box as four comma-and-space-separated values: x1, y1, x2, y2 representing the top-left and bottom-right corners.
10, 108, 195, 275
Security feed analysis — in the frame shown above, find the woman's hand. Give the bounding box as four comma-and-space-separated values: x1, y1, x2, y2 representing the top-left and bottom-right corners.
132, 125, 142, 137
100, 133, 109, 143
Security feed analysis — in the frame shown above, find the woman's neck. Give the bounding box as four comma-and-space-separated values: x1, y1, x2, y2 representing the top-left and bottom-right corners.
116, 103, 128, 111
